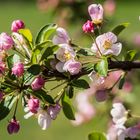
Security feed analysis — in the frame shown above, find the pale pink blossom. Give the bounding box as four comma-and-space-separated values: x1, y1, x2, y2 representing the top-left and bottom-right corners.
52, 27, 70, 45
106, 124, 117, 140
110, 103, 128, 125
11, 20, 25, 32
0, 32, 14, 51
7, 118, 20, 134
88, 4, 104, 25
47, 103, 61, 120
56, 44, 76, 62
12, 62, 24, 77
31, 76, 45, 91
37, 109, 51, 130
82, 20, 94, 33
95, 89, 108, 102
91, 32, 122, 56
28, 97, 39, 113
71, 113, 84, 126
55, 62, 65, 73
103, 0, 116, 16
63, 59, 81, 75
115, 124, 126, 140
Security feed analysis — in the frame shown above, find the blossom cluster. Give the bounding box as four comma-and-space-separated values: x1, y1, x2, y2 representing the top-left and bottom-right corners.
0, 2, 139, 140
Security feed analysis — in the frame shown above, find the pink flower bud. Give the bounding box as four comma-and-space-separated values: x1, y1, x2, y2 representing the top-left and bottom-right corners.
28, 97, 39, 113
95, 89, 108, 102
47, 103, 61, 120
82, 20, 94, 33
0, 61, 6, 74
63, 59, 82, 75
11, 20, 25, 32
88, 4, 104, 25
0, 32, 14, 51
31, 76, 45, 91
7, 118, 20, 134
12, 62, 24, 77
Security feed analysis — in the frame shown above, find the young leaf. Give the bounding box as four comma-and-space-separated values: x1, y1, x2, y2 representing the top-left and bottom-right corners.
112, 22, 130, 36
35, 23, 57, 44
72, 79, 90, 89
7, 54, 20, 69
0, 95, 17, 121
125, 50, 137, 61
61, 91, 75, 120
95, 58, 108, 76
88, 132, 107, 140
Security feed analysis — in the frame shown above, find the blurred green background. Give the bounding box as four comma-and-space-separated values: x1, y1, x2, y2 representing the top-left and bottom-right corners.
0, 0, 140, 140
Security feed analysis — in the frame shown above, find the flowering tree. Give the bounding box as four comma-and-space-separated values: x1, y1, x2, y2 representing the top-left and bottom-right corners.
0, 3, 140, 140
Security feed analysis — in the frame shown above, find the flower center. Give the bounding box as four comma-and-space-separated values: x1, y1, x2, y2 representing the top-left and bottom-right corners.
64, 52, 71, 60
103, 40, 112, 49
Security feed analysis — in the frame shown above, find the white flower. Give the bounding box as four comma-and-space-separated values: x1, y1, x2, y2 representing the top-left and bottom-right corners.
110, 103, 128, 125
91, 32, 122, 56
56, 44, 76, 62
115, 124, 126, 140
37, 109, 51, 130
52, 27, 70, 45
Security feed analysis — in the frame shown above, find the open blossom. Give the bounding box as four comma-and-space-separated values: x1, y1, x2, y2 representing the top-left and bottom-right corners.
37, 109, 51, 130
63, 59, 81, 75
0, 32, 14, 51
52, 27, 70, 45
88, 4, 104, 25
56, 44, 76, 62
7, 118, 20, 134
47, 103, 61, 120
82, 20, 94, 33
91, 32, 122, 56
11, 20, 25, 32
110, 103, 128, 125
12, 62, 24, 77
31, 76, 45, 91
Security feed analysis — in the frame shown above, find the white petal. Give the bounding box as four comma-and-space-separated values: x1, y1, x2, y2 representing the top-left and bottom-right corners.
111, 43, 122, 56
24, 112, 34, 119
55, 62, 65, 73
24, 106, 30, 112
105, 32, 117, 43
91, 43, 98, 53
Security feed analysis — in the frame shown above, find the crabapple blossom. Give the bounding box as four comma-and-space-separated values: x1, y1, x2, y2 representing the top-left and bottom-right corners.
115, 124, 126, 140
12, 62, 24, 77
63, 59, 82, 75
31, 76, 45, 91
11, 20, 25, 32
37, 109, 51, 130
28, 97, 39, 113
55, 61, 65, 73
47, 103, 61, 120
0, 32, 14, 51
82, 20, 94, 33
95, 89, 108, 102
88, 4, 104, 25
7, 118, 20, 134
91, 32, 122, 56
52, 27, 70, 45
56, 44, 76, 62
110, 103, 128, 125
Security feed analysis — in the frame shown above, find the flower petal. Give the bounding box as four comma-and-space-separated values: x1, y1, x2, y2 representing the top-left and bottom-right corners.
111, 43, 122, 56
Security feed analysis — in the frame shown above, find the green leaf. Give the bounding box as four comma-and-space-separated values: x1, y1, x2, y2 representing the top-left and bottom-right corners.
95, 58, 108, 76
112, 22, 130, 36
27, 64, 41, 75
88, 132, 107, 140
72, 79, 90, 89
65, 85, 74, 99
33, 89, 55, 104
19, 28, 33, 43
40, 45, 59, 61
7, 54, 20, 69
0, 95, 17, 121
125, 50, 137, 61
119, 74, 126, 89
61, 91, 75, 120
35, 23, 57, 44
